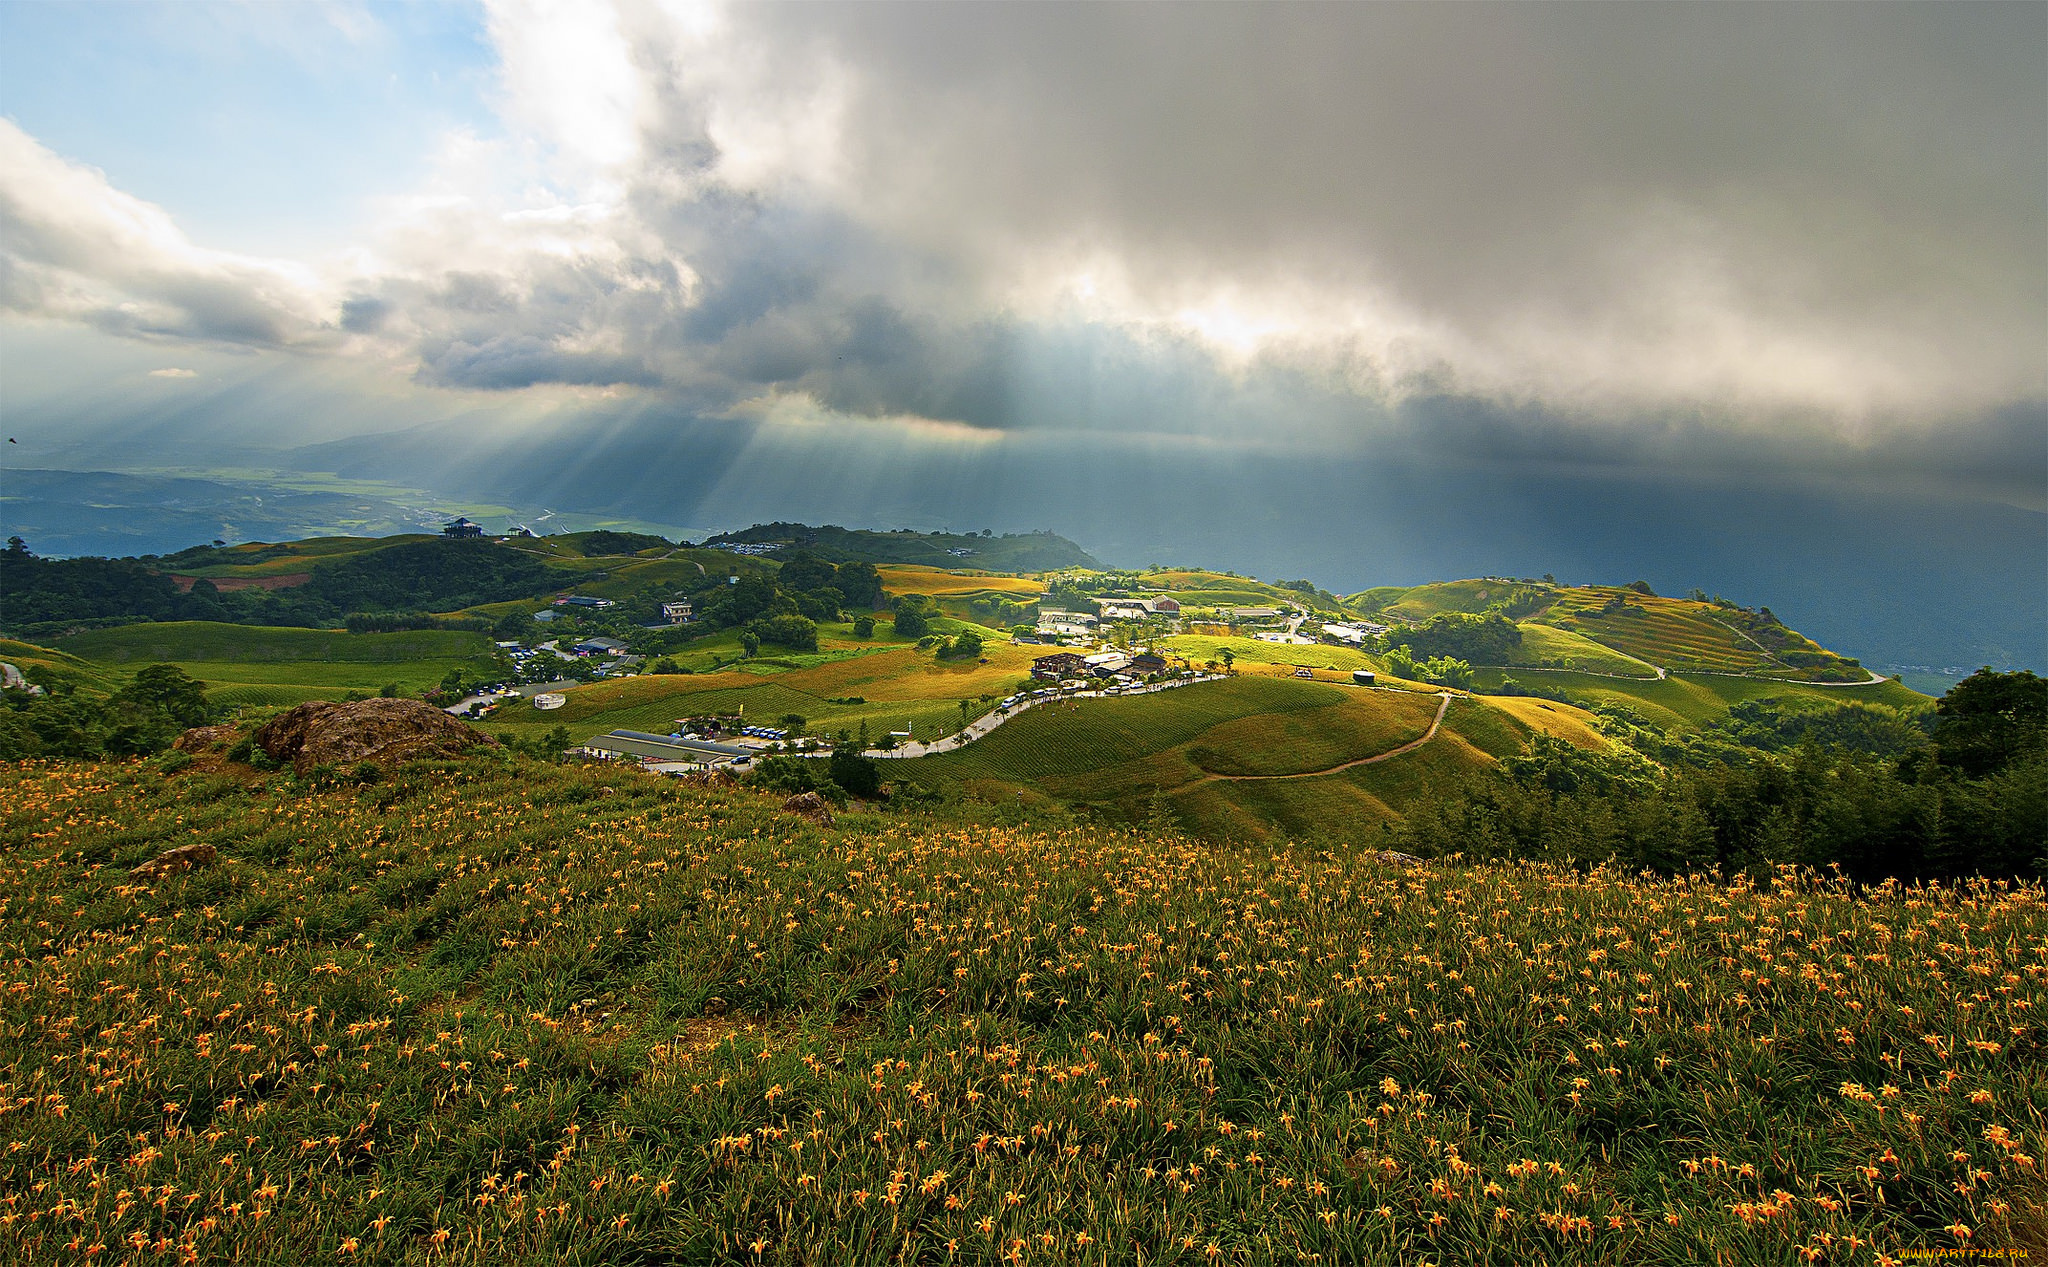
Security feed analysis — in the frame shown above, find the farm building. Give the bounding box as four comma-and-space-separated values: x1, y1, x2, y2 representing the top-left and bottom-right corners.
1032, 652, 1091, 680
1230, 606, 1282, 621
1320, 622, 1386, 646
558, 595, 615, 610
574, 637, 629, 655
1130, 652, 1169, 675
580, 730, 752, 769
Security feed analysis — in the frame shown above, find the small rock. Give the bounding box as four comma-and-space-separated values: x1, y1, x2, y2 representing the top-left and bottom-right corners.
1371, 850, 1424, 866
173, 725, 238, 753
130, 843, 218, 879
782, 791, 836, 826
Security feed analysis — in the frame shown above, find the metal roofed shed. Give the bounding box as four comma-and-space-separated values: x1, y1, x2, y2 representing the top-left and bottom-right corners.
583, 730, 753, 765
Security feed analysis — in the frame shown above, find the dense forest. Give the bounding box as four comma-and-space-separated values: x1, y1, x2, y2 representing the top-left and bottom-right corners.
1382, 669, 2047, 882
0, 536, 556, 635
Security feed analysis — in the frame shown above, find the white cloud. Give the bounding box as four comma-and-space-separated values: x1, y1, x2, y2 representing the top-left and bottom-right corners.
0, 119, 333, 348
147, 367, 198, 378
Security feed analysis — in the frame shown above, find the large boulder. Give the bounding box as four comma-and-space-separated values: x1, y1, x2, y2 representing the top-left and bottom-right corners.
254, 698, 495, 773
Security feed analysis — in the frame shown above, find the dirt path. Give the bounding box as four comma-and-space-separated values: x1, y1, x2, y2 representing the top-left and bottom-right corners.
1196, 691, 1453, 783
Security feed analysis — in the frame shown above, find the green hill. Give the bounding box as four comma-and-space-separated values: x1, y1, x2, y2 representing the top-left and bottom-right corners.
52, 622, 502, 701
908, 676, 1589, 841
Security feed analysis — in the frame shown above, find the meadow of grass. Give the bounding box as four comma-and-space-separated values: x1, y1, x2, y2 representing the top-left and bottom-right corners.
0, 755, 2037, 1266
482, 642, 1045, 747
1470, 668, 1927, 732
909, 679, 1558, 840
52, 623, 504, 700
0, 638, 124, 694
1377, 580, 1527, 621
1508, 624, 1659, 678
1161, 635, 1385, 678
877, 566, 1047, 599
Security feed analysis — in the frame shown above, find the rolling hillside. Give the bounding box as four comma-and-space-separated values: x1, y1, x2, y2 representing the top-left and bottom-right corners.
907, 676, 1602, 842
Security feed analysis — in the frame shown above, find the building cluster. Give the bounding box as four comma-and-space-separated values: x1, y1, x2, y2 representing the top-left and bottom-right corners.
1031, 649, 1170, 685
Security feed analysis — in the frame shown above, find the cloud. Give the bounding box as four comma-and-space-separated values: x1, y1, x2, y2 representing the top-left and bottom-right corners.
2, 2, 2042, 506
0, 119, 334, 349
147, 367, 198, 378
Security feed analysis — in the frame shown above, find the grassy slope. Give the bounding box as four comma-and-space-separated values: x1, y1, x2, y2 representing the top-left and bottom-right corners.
2, 759, 2033, 1266
909, 678, 1591, 841
1473, 666, 1926, 730
482, 639, 1046, 745
1508, 623, 1660, 677
52, 622, 502, 699
0, 637, 124, 694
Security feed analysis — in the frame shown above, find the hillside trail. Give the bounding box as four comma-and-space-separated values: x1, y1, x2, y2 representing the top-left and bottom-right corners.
1194, 691, 1453, 783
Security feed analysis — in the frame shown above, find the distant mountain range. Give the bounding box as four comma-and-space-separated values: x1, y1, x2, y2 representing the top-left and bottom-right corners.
3, 460, 2041, 690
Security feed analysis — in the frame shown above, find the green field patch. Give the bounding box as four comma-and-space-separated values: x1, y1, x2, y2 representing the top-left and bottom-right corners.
1380, 578, 1529, 620
56, 621, 495, 666
1163, 633, 1383, 674
1185, 693, 1439, 777
1508, 623, 1658, 677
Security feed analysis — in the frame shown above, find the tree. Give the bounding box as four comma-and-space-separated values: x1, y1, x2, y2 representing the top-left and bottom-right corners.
852, 615, 876, 638
1934, 669, 2048, 777
945, 631, 984, 660
834, 561, 884, 608
828, 746, 881, 797
739, 631, 761, 657
747, 614, 819, 653
116, 664, 215, 728
892, 607, 928, 638
1220, 648, 1235, 674
779, 713, 807, 738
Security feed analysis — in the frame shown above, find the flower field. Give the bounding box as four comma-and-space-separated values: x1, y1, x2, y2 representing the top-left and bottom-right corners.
0, 755, 2041, 1265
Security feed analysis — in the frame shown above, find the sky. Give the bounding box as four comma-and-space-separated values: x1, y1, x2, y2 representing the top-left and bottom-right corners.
1, 1, 2044, 668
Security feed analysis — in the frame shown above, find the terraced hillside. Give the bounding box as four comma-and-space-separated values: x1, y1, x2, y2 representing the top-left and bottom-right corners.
1535, 588, 1866, 680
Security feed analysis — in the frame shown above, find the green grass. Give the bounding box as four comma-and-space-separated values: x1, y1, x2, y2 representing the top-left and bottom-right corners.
1162, 634, 1385, 676
0, 637, 124, 694
1378, 578, 1531, 620
1507, 623, 1660, 677
3, 758, 2032, 1265
1471, 667, 1927, 730
913, 678, 1490, 839
53, 622, 503, 699
480, 641, 1046, 747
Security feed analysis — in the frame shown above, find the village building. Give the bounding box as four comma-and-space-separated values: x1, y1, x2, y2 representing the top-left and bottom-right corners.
1031, 652, 1091, 680
660, 600, 695, 625
1230, 606, 1282, 622
1129, 652, 1169, 675
573, 636, 629, 655
441, 517, 485, 538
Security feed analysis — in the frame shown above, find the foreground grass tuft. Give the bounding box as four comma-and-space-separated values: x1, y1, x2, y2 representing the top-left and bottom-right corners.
0, 757, 2041, 1265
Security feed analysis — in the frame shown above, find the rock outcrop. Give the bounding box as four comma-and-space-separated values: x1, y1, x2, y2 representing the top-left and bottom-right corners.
130, 843, 218, 879
173, 725, 239, 753
782, 791, 836, 826
254, 698, 495, 773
